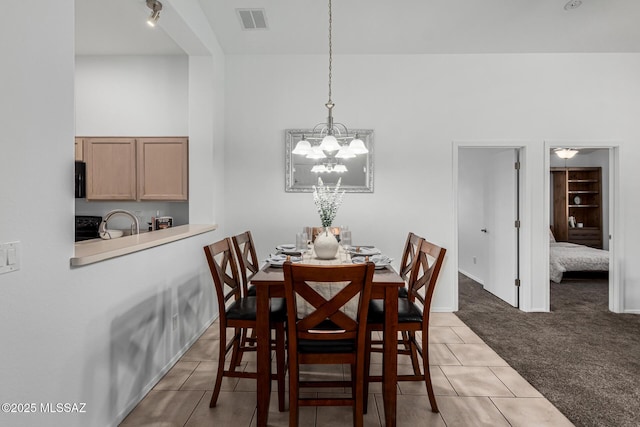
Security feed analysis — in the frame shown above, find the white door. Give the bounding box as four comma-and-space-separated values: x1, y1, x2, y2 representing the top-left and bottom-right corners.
483, 149, 519, 307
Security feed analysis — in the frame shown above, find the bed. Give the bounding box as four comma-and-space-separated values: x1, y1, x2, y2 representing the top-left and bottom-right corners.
549, 230, 609, 283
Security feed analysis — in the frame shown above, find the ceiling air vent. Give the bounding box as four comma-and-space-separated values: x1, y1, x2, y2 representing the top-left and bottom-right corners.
237, 9, 268, 30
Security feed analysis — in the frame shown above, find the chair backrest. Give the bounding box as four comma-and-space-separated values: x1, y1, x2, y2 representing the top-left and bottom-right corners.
282, 262, 375, 351
232, 230, 260, 296
408, 239, 446, 322
204, 238, 242, 320
399, 232, 425, 282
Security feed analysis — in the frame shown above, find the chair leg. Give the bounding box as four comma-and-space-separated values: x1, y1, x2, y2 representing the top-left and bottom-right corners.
421, 328, 439, 413
363, 331, 371, 414
407, 331, 421, 376
275, 322, 286, 412
210, 323, 227, 407
239, 327, 257, 351
228, 327, 242, 372
354, 359, 364, 427
289, 357, 299, 427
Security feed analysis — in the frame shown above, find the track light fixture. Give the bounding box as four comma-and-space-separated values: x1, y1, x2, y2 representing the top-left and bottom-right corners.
146, 0, 163, 27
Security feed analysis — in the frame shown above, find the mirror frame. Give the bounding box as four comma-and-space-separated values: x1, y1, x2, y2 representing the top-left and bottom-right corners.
285, 129, 374, 193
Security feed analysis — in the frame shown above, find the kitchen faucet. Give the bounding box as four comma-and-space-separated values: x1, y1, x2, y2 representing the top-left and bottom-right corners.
98, 209, 140, 238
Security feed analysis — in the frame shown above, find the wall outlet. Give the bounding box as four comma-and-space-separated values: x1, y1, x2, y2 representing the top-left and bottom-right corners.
473, 256, 477, 264
172, 314, 178, 331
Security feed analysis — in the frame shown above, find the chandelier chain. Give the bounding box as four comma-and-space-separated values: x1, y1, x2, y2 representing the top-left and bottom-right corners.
327, 0, 332, 104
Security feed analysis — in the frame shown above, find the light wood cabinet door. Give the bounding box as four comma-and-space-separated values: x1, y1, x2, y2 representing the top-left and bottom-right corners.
84, 138, 137, 200
75, 137, 84, 161
137, 137, 188, 201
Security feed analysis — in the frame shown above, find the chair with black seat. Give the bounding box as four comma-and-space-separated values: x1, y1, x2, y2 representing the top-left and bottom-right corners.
203, 238, 286, 411
368, 232, 425, 371
364, 239, 446, 413
232, 230, 264, 350
283, 261, 376, 427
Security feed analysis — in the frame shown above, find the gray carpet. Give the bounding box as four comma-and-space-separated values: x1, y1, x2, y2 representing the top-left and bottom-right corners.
456, 273, 640, 427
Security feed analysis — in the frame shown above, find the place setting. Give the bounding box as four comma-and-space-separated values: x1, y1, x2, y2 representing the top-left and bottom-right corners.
265, 253, 303, 267
346, 246, 381, 257
351, 254, 393, 270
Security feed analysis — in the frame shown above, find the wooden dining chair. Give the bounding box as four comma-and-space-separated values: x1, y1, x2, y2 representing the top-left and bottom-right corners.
203, 238, 287, 411
231, 231, 262, 349
398, 232, 425, 297
282, 261, 376, 427
368, 232, 425, 363
364, 239, 446, 413
232, 230, 261, 297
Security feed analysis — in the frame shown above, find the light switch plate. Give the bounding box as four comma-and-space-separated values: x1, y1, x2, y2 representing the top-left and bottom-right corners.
0, 241, 20, 274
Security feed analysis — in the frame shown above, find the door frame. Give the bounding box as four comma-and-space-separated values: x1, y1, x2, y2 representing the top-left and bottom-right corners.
543, 141, 622, 312
453, 141, 530, 311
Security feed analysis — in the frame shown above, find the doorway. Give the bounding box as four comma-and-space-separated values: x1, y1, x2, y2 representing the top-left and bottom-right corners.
457, 147, 521, 308
547, 146, 617, 311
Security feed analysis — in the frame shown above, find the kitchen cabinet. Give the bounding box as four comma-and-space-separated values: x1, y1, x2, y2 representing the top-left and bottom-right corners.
137, 137, 188, 201
84, 137, 137, 200
81, 136, 188, 201
75, 137, 84, 161
551, 167, 602, 248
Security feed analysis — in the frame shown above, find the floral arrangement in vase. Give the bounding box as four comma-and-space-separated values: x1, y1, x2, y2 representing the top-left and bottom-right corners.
312, 178, 344, 259
313, 177, 345, 227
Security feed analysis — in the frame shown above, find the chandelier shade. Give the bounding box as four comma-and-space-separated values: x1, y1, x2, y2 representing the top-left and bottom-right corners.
292, 138, 311, 155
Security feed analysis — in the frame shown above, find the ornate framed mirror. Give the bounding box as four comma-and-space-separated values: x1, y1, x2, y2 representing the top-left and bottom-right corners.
285, 129, 374, 193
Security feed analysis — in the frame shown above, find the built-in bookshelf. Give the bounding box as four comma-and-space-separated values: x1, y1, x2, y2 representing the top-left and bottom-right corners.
551, 167, 602, 248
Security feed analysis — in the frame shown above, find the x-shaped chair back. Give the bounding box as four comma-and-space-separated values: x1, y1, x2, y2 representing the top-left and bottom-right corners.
204, 238, 242, 319
232, 231, 260, 296
284, 263, 375, 343
399, 232, 425, 282
407, 239, 447, 321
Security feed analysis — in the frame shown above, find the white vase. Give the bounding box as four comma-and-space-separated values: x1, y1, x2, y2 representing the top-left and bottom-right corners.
314, 227, 339, 259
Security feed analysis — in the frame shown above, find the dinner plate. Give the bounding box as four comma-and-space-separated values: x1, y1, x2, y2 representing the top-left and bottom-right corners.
276, 244, 296, 251
266, 254, 302, 267
352, 255, 392, 269
347, 247, 381, 256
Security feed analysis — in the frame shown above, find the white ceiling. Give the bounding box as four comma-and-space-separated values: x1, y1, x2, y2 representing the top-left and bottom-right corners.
75, 0, 640, 56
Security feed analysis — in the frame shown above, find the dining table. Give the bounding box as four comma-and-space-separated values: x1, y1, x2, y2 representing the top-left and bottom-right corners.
251, 246, 405, 427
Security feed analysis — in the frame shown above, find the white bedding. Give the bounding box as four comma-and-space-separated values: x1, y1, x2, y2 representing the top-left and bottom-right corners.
549, 242, 609, 283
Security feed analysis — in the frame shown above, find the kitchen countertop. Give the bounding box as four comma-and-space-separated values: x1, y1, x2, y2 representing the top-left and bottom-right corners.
71, 224, 217, 267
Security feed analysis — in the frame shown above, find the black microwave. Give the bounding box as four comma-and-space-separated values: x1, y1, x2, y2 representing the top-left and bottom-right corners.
75, 161, 86, 198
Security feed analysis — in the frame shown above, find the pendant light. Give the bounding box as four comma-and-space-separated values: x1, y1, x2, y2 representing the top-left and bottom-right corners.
292, 0, 368, 158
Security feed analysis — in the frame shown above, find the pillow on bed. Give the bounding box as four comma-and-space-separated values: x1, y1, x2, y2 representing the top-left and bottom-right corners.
549, 228, 556, 243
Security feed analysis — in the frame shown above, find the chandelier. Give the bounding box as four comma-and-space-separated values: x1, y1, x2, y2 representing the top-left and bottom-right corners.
291, 0, 368, 168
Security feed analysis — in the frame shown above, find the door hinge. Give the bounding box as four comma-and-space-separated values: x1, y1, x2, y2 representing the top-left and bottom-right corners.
515, 278, 521, 287
515, 220, 521, 228
515, 161, 521, 170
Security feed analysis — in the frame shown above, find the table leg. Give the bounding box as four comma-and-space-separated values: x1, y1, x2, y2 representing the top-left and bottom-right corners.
383, 286, 398, 427
255, 286, 271, 427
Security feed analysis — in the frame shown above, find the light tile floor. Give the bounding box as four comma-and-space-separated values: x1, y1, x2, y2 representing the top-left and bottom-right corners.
119, 313, 574, 426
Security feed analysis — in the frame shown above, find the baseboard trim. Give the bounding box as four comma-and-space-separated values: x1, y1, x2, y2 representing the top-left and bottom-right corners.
458, 269, 485, 286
